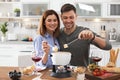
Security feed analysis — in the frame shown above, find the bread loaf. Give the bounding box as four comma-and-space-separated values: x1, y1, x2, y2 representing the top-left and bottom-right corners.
22, 65, 35, 75
106, 48, 119, 67
101, 66, 120, 73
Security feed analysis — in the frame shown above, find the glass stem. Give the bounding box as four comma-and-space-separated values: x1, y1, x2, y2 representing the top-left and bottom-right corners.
96, 62, 98, 66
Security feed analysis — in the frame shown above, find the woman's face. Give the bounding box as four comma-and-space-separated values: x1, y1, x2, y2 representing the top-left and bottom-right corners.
45, 14, 58, 33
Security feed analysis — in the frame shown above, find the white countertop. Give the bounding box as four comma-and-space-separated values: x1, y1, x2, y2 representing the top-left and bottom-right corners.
0, 41, 33, 45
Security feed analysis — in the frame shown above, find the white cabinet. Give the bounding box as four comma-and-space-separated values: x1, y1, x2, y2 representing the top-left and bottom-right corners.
0, 1, 21, 18
0, 0, 49, 19
21, 2, 48, 18
21, 0, 49, 3
75, 3, 102, 18
107, 2, 120, 18
0, 43, 33, 66
49, 0, 62, 13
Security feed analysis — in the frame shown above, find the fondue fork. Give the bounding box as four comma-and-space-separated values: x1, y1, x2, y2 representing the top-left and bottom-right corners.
67, 38, 79, 45
64, 38, 79, 48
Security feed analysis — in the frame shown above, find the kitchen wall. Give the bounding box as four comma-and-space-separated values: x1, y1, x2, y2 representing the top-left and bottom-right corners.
1, 0, 120, 41
1, 18, 120, 41
1, 19, 38, 40
73, 19, 120, 41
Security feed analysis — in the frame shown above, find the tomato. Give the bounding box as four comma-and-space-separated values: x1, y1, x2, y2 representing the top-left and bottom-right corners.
92, 68, 107, 76
100, 71, 105, 75
93, 71, 97, 76
102, 70, 107, 73
94, 68, 99, 72
96, 71, 101, 76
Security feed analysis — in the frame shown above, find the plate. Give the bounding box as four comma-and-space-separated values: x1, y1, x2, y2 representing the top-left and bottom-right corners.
36, 66, 46, 72
101, 66, 120, 73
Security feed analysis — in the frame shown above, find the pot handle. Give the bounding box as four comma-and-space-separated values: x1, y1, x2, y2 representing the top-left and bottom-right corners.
50, 54, 53, 57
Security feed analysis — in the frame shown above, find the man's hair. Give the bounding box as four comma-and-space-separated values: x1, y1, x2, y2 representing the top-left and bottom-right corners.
61, 3, 76, 14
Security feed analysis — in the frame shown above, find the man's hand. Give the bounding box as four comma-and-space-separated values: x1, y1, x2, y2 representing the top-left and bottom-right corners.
78, 30, 94, 40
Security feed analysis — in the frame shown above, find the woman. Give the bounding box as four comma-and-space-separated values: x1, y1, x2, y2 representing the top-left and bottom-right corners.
33, 9, 60, 70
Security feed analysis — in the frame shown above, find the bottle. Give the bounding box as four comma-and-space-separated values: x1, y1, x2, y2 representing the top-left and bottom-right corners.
109, 28, 117, 41
100, 25, 106, 38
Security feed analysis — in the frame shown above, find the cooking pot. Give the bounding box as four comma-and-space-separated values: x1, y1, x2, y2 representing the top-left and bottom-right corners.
51, 52, 71, 65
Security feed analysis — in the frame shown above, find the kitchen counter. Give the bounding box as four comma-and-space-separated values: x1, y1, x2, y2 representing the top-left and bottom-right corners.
0, 41, 33, 45
0, 40, 120, 46
1, 67, 120, 80
0, 67, 76, 80
111, 42, 120, 46
0, 40, 120, 45
0, 67, 36, 80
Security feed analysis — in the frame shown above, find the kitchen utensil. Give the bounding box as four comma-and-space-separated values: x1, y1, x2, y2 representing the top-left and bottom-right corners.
63, 38, 78, 48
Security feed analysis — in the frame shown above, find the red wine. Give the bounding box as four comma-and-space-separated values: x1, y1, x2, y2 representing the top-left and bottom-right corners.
32, 57, 41, 62
92, 57, 102, 62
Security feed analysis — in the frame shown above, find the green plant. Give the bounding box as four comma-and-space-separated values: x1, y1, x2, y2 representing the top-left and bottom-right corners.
14, 8, 20, 12
0, 22, 8, 36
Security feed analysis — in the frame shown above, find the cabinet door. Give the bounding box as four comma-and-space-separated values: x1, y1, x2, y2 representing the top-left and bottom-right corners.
0, 2, 21, 18
108, 3, 120, 16
22, 3, 48, 17
75, 3, 101, 17
0, 44, 33, 66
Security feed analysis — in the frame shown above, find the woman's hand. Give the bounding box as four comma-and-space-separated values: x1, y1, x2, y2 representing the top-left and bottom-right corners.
42, 41, 50, 54
42, 41, 50, 64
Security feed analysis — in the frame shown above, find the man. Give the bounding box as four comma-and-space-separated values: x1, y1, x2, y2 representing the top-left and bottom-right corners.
58, 3, 112, 67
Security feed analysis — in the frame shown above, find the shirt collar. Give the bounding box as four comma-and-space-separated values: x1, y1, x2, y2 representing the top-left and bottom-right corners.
44, 33, 52, 38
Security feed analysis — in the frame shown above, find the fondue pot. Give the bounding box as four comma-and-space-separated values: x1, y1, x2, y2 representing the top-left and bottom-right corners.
50, 51, 72, 78
51, 51, 71, 65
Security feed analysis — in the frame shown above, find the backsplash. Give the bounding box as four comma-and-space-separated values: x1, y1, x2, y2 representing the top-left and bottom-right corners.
1, 19, 120, 42
76, 19, 120, 42
0, 19, 38, 41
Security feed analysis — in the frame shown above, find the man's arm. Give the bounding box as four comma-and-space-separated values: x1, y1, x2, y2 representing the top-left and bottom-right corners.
92, 35, 112, 50
78, 30, 112, 50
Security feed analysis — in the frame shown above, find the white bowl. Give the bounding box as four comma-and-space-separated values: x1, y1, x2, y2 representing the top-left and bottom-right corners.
51, 51, 71, 65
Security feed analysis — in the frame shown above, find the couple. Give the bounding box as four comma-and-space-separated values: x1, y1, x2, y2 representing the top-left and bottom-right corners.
33, 3, 112, 71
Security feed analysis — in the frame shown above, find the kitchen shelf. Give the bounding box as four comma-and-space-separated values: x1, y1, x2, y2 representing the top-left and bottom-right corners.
0, 1, 49, 20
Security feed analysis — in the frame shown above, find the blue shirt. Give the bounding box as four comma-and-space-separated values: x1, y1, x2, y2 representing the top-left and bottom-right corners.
33, 33, 59, 68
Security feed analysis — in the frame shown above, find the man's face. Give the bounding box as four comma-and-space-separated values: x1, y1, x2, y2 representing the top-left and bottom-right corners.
61, 10, 77, 29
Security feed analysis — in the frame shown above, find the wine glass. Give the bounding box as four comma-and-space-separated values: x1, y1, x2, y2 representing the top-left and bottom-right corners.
91, 51, 102, 66
31, 51, 42, 75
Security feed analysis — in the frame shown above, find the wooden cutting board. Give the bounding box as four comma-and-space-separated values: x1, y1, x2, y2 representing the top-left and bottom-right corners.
85, 71, 120, 80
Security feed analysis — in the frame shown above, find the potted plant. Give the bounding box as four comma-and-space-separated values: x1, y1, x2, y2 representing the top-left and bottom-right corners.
0, 22, 8, 42
14, 8, 20, 17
